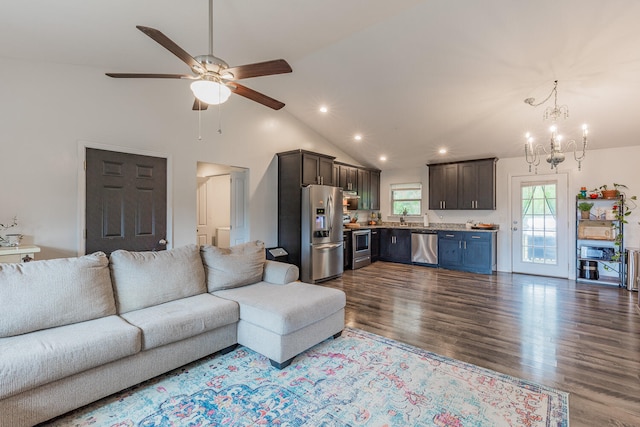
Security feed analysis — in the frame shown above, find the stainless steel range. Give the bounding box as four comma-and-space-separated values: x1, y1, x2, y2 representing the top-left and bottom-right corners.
352, 228, 371, 269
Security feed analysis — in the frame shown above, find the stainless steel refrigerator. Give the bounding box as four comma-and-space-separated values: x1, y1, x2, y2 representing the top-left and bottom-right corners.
301, 185, 344, 283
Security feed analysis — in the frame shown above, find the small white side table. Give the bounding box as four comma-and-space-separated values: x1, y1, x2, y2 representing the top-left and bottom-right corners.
0, 245, 41, 263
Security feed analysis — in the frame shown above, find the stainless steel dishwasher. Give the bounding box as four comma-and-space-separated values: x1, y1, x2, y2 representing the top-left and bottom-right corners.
411, 231, 438, 265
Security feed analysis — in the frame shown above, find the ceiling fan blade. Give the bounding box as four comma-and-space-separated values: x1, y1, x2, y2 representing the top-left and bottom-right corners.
136, 25, 205, 73
225, 59, 292, 80
192, 99, 209, 111
106, 73, 194, 79
230, 83, 285, 110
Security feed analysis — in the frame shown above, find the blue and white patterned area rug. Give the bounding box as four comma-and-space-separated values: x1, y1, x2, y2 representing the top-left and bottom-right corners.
45, 328, 568, 426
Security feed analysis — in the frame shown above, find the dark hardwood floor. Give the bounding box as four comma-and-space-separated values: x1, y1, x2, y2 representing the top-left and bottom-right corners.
321, 261, 640, 427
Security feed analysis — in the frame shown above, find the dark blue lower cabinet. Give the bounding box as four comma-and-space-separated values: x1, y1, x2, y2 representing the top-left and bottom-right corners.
438, 232, 463, 267
380, 228, 412, 264
438, 231, 495, 274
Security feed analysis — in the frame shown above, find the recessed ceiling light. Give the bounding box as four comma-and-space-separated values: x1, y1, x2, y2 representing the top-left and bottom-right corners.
354, 134, 362, 141
319, 106, 328, 113
439, 148, 447, 154
380, 156, 387, 161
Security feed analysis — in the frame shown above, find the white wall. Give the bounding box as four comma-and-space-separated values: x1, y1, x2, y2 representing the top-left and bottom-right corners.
0, 57, 358, 259
381, 147, 640, 276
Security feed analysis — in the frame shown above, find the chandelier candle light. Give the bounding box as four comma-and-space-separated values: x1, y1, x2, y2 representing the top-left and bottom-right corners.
523, 80, 588, 173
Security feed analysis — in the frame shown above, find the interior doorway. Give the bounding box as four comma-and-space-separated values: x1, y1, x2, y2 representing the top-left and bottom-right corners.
196, 162, 249, 247
511, 173, 569, 278
78, 142, 173, 256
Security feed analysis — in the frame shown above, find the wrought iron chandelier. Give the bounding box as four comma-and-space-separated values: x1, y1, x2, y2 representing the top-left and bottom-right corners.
523, 80, 588, 173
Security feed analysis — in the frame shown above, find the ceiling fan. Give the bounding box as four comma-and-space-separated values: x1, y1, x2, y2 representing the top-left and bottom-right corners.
106, 0, 292, 110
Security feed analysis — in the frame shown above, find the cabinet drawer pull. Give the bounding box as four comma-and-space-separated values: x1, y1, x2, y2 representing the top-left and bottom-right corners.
471, 235, 481, 239
445, 234, 455, 237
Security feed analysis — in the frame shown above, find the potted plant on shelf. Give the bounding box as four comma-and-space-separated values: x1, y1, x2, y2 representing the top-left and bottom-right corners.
596, 184, 637, 265
594, 183, 636, 200
577, 202, 594, 219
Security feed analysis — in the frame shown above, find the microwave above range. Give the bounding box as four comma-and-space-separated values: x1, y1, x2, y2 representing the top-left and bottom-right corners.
343, 191, 359, 211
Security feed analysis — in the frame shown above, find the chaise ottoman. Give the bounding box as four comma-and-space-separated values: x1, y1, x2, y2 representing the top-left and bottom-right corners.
200, 242, 346, 368
214, 281, 345, 368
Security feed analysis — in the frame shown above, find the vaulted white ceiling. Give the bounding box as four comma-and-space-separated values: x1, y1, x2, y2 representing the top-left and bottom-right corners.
2, 0, 640, 169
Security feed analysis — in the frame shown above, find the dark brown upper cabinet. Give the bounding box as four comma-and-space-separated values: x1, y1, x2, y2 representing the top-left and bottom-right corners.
428, 158, 497, 210
292, 150, 335, 185
337, 164, 358, 191
428, 163, 459, 210
369, 170, 380, 210
357, 168, 370, 210
335, 161, 381, 211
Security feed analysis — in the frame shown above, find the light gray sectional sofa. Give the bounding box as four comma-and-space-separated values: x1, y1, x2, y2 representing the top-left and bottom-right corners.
0, 242, 345, 427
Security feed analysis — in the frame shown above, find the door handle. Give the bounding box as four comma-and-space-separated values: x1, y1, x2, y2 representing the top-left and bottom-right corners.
159, 239, 168, 245
316, 243, 343, 250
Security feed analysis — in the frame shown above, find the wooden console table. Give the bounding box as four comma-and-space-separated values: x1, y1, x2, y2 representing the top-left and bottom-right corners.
0, 245, 41, 263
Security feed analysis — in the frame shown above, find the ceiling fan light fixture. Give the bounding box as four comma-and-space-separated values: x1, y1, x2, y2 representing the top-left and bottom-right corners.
190, 79, 231, 105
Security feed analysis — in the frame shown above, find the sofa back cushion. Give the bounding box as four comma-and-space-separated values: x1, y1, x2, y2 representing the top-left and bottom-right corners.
110, 244, 206, 314
200, 241, 265, 292
0, 252, 115, 338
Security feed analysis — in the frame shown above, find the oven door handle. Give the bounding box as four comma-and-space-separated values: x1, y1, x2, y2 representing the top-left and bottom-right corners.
314, 242, 343, 250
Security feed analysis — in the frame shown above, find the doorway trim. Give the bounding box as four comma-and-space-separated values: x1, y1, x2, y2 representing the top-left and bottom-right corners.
196, 162, 250, 247
77, 141, 173, 256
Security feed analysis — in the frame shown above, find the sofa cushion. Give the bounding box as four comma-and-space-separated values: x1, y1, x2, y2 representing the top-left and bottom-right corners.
120, 293, 239, 350
110, 244, 206, 314
200, 241, 265, 292
0, 252, 115, 338
0, 315, 140, 400
214, 282, 346, 335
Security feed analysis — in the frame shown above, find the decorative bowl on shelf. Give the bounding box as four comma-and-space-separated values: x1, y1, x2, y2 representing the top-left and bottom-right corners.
471, 223, 497, 230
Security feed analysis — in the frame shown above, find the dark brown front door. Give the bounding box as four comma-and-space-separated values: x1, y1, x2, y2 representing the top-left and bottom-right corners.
86, 148, 167, 255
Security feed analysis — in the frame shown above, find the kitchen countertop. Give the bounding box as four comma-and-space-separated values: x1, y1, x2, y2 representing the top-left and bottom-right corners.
343, 223, 499, 233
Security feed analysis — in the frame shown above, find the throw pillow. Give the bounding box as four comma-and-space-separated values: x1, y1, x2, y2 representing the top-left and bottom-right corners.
200, 241, 265, 292
109, 244, 206, 314
0, 252, 115, 337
